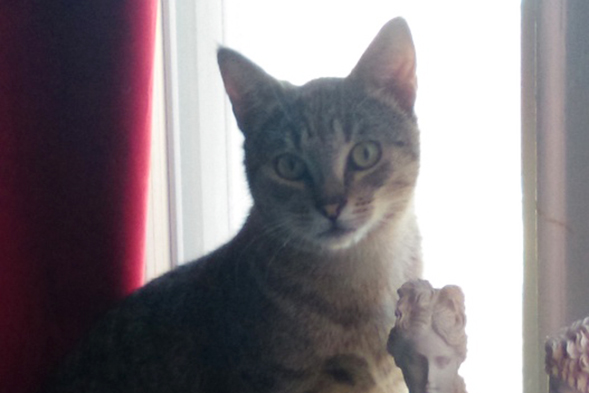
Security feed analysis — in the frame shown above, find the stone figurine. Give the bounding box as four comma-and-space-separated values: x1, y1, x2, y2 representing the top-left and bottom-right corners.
545, 317, 589, 393
388, 280, 468, 393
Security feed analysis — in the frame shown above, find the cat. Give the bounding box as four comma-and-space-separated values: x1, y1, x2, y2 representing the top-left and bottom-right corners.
45, 17, 422, 393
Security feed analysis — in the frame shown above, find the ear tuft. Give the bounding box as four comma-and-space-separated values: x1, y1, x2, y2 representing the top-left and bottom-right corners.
350, 17, 417, 113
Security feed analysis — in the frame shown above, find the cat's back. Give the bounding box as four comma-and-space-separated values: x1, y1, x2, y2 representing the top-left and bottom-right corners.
46, 234, 407, 393
45, 246, 257, 392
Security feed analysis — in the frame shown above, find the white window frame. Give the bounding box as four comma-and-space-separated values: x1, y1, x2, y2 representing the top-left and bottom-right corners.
159, 0, 235, 267
148, 1, 589, 392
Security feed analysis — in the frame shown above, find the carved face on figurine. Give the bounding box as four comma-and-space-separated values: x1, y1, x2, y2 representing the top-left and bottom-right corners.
388, 280, 468, 393
395, 326, 462, 393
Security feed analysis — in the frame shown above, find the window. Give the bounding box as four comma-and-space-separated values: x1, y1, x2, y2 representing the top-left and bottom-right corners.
148, 2, 523, 393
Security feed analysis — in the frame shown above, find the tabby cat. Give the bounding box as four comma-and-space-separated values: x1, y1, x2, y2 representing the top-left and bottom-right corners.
45, 17, 422, 393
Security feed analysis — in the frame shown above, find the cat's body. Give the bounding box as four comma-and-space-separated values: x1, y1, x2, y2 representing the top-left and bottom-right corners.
46, 18, 422, 393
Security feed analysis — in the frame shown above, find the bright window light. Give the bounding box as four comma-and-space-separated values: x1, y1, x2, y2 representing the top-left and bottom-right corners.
223, 1, 522, 393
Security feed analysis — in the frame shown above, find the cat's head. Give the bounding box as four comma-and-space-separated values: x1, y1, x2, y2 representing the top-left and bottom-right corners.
218, 18, 419, 252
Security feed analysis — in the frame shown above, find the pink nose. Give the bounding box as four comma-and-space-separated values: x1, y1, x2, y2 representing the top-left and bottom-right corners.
320, 201, 346, 220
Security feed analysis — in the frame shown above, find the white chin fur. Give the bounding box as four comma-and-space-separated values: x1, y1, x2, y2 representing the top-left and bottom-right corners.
317, 225, 372, 251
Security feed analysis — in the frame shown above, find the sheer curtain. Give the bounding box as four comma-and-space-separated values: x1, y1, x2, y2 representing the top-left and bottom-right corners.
0, 2, 157, 392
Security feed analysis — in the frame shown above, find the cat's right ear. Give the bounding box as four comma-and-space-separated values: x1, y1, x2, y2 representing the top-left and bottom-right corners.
217, 47, 282, 133
350, 18, 417, 114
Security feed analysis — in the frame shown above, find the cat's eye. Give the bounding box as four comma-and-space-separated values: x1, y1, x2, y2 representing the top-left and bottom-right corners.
274, 154, 306, 181
350, 141, 381, 170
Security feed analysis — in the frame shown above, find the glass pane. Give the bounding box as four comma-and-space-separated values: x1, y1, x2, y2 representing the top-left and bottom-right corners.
224, 1, 522, 392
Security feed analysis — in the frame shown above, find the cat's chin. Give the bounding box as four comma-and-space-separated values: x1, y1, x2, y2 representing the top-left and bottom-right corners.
314, 225, 371, 252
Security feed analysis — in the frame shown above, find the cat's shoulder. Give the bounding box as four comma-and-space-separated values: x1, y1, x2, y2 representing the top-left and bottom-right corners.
128, 246, 231, 307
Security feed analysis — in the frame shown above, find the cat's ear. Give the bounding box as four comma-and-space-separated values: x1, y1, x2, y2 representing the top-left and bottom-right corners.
217, 47, 282, 133
350, 17, 417, 113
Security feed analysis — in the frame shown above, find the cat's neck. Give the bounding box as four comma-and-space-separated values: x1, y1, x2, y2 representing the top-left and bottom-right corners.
232, 200, 420, 306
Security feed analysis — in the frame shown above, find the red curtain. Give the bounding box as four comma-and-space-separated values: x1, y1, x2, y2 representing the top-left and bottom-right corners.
0, 2, 157, 392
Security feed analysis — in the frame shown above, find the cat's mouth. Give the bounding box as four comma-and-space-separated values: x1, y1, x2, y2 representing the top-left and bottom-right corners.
319, 226, 355, 238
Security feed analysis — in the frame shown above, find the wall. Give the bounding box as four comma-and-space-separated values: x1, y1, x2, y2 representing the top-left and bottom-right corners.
523, 1, 589, 392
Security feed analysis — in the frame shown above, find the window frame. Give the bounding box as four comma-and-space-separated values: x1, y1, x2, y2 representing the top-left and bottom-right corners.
149, 1, 589, 392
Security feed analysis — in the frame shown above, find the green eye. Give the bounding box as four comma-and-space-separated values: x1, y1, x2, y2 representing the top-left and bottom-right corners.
350, 141, 381, 170
275, 154, 306, 180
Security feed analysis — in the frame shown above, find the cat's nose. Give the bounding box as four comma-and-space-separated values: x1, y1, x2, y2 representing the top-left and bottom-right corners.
319, 201, 346, 220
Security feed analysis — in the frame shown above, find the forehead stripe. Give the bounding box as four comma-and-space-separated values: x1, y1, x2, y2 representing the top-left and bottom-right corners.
332, 118, 352, 144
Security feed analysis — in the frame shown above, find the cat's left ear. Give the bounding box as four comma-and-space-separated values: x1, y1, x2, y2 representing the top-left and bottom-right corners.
350, 17, 417, 113
218, 47, 283, 134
